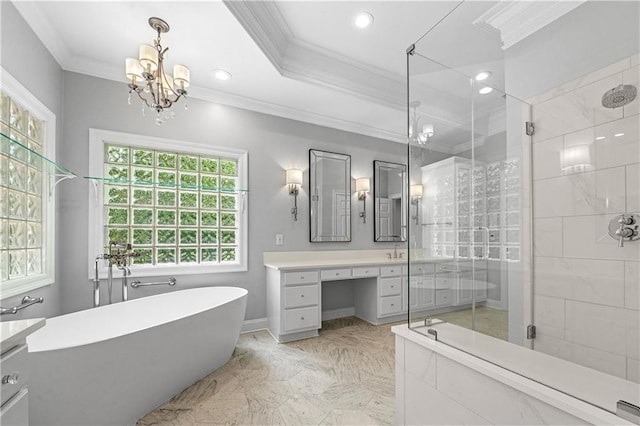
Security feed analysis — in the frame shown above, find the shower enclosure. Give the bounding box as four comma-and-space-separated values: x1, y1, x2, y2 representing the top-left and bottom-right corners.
406, 0, 639, 414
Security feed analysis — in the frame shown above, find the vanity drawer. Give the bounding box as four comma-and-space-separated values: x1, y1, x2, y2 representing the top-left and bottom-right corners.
284, 285, 319, 309
0, 388, 28, 426
321, 268, 352, 281
435, 276, 454, 290
283, 271, 319, 286
435, 289, 452, 306
0, 345, 27, 407
411, 263, 435, 275
283, 306, 320, 332
436, 263, 459, 274
380, 265, 402, 277
380, 277, 401, 297
352, 266, 379, 278
379, 295, 402, 316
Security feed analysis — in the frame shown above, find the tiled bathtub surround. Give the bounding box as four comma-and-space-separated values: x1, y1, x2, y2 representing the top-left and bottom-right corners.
531, 54, 640, 383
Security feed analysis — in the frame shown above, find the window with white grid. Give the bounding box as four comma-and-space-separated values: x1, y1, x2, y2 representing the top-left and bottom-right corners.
89, 129, 248, 277
1, 70, 57, 298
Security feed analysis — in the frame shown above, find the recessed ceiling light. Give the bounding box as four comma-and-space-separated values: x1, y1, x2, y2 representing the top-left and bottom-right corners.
614, 132, 625, 137
354, 12, 374, 29
595, 136, 606, 140
478, 86, 493, 95
475, 71, 491, 81
213, 69, 232, 81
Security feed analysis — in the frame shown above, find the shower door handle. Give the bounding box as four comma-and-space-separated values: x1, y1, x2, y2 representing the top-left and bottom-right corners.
477, 226, 489, 260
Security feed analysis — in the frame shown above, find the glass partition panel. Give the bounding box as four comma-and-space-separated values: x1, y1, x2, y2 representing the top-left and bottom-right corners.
407, 0, 639, 416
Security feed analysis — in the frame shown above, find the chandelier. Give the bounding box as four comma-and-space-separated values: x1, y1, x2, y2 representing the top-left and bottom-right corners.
125, 17, 190, 125
409, 101, 434, 145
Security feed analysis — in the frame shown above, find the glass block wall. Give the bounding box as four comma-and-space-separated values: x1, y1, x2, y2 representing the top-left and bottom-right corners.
103, 144, 240, 265
0, 91, 46, 282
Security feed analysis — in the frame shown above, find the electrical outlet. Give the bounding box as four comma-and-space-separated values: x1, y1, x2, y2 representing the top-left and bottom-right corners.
275, 234, 284, 245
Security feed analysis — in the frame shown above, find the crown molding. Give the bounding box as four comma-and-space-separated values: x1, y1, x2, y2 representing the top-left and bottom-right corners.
223, 0, 406, 110
189, 85, 406, 144
283, 38, 405, 109
12, 1, 72, 68
222, 0, 291, 71
473, 1, 586, 50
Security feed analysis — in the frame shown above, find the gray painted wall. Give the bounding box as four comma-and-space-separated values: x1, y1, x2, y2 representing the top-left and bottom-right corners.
0, 1, 64, 320
505, 1, 639, 101
59, 72, 405, 319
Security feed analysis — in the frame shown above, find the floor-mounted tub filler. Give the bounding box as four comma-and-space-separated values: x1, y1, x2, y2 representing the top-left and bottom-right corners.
26, 287, 248, 426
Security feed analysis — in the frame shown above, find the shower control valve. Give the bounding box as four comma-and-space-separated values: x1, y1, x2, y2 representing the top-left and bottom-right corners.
609, 214, 640, 248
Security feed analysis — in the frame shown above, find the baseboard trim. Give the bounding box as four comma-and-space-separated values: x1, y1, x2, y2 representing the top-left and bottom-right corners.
240, 317, 268, 333
322, 307, 355, 321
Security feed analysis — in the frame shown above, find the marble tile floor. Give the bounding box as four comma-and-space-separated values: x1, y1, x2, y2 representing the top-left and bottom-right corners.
137, 317, 398, 426
138, 308, 507, 425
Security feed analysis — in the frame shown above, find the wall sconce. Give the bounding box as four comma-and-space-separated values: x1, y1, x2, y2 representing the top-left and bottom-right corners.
410, 184, 423, 225
561, 144, 592, 174
285, 169, 303, 221
355, 177, 370, 223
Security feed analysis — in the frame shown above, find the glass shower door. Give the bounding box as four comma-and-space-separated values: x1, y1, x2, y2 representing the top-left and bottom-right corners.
407, 44, 532, 347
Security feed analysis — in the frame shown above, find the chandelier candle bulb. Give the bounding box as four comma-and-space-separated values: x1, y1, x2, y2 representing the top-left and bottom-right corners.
162, 75, 174, 98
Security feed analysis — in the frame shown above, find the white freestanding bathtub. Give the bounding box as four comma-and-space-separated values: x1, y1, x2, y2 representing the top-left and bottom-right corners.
26, 286, 248, 426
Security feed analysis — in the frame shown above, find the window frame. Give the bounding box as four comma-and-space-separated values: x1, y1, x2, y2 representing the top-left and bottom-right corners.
88, 128, 248, 279
1, 67, 57, 300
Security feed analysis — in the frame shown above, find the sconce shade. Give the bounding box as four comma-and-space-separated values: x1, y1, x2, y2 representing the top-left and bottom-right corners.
355, 177, 370, 193
286, 169, 303, 186
561, 144, 592, 173
422, 124, 434, 137
410, 184, 423, 198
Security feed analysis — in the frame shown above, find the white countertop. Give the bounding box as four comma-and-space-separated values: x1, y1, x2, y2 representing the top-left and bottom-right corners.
0, 318, 46, 354
393, 322, 639, 424
264, 257, 408, 270
263, 250, 458, 270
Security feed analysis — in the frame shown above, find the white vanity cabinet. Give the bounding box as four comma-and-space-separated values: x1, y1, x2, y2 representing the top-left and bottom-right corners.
267, 268, 322, 342
403, 263, 436, 312
264, 252, 489, 343
378, 266, 402, 316
0, 319, 45, 426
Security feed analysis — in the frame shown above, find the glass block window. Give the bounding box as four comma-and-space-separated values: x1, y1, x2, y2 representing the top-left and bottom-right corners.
103, 143, 242, 266
0, 90, 47, 284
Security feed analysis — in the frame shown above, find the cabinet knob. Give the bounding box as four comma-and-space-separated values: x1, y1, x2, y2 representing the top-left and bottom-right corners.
301, 316, 305, 320
301, 294, 305, 298
391, 303, 395, 307
335, 272, 339, 276
2, 373, 19, 385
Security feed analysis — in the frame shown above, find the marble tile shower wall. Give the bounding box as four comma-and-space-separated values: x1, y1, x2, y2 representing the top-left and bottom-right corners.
531, 54, 640, 383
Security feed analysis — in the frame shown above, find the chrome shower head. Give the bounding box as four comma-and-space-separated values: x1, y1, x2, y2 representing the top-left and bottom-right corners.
602, 84, 637, 108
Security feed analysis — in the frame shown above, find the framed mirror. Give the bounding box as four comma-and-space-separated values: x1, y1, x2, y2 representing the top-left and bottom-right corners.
309, 149, 351, 242
374, 160, 407, 242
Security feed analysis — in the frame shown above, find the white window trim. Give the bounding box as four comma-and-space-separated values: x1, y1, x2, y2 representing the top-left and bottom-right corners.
0, 67, 56, 300
87, 128, 248, 279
